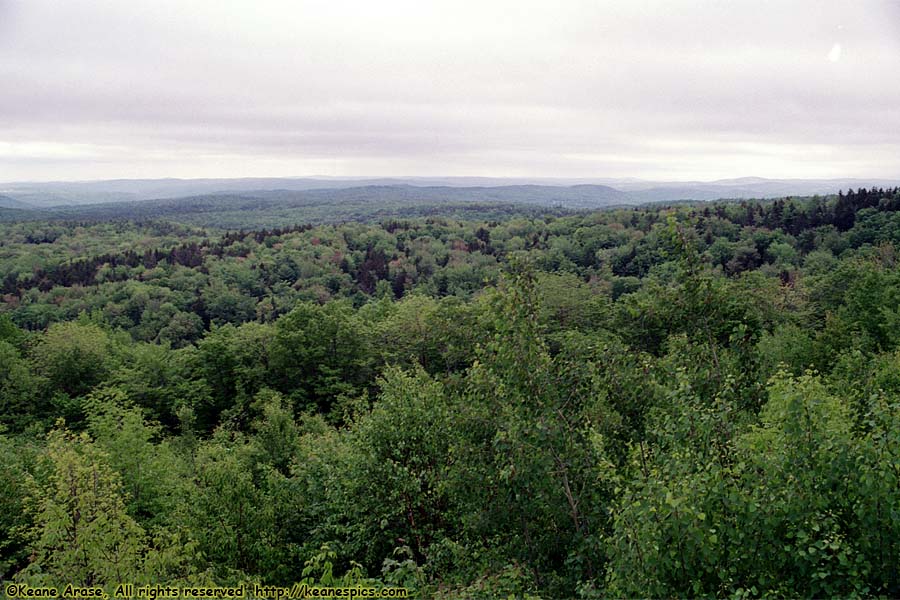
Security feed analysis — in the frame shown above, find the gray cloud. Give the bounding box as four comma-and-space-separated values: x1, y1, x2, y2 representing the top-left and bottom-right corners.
1, 0, 899, 181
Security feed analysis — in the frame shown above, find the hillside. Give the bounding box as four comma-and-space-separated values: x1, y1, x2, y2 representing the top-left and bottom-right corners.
0, 184, 628, 228
2, 188, 900, 596
4, 176, 898, 209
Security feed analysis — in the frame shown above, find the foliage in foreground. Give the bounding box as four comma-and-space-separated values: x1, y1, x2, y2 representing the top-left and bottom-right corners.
2, 190, 900, 597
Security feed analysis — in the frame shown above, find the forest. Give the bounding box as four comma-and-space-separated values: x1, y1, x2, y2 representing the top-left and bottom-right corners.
2, 187, 900, 598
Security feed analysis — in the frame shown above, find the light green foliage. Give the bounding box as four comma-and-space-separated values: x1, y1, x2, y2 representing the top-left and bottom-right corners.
30, 321, 115, 399
249, 388, 300, 475
734, 374, 868, 596
344, 367, 453, 565
0, 432, 31, 578
192, 322, 273, 430
429, 563, 543, 600
85, 387, 188, 527
369, 294, 481, 373
183, 431, 278, 579
767, 241, 799, 266
370, 294, 443, 369
0, 340, 42, 430
607, 371, 900, 597
0, 314, 25, 345
18, 427, 147, 587
202, 280, 258, 325
605, 362, 748, 597
458, 265, 617, 595
757, 322, 817, 377
106, 342, 196, 425
535, 271, 610, 337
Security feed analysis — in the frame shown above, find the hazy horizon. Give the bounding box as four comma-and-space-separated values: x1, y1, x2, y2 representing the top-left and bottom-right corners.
2, 0, 899, 182
5, 174, 900, 187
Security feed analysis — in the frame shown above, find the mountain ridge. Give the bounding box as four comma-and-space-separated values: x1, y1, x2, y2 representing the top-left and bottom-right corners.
3, 176, 900, 208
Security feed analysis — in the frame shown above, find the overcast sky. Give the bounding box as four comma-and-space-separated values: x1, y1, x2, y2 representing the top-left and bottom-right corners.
1, 0, 899, 182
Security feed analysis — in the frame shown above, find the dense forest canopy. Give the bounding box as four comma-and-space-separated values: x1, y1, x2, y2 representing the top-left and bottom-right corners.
2, 188, 900, 597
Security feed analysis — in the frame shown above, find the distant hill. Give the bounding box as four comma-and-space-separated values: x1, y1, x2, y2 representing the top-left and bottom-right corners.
3, 176, 900, 229
3, 176, 900, 208
0, 195, 31, 209
0, 184, 630, 228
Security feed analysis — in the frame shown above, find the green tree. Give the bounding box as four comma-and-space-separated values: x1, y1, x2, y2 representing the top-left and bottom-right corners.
17, 427, 146, 587
0, 341, 42, 430
270, 301, 372, 416
30, 321, 114, 399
